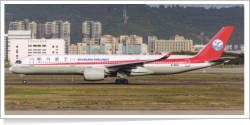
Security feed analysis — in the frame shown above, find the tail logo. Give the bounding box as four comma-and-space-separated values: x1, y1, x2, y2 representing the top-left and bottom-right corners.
212, 39, 224, 51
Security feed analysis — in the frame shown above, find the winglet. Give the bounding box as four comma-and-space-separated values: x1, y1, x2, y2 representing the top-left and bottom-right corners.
167, 51, 174, 57
159, 51, 174, 60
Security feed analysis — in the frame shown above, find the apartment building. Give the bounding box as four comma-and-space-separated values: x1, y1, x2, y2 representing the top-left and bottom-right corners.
77, 41, 107, 54
100, 35, 116, 54
68, 44, 78, 54
118, 35, 142, 45
40, 20, 70, 53
8, 19, 37, 39
82, 21, 102, 44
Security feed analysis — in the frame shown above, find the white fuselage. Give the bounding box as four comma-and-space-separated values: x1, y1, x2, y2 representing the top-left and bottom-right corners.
10, 54, 214, 76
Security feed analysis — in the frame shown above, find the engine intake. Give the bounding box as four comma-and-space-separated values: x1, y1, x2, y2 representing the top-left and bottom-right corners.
84, 68, 105, 81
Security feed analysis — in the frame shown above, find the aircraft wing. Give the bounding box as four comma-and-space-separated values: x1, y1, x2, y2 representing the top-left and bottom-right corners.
209, 57, 236, 63
105, 51, 174, 68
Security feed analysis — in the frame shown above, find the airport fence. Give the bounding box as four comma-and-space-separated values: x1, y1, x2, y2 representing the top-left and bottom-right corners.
211, 65, 244, 68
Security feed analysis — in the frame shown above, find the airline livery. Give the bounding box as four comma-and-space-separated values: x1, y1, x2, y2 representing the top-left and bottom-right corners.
9, 26, 235, 84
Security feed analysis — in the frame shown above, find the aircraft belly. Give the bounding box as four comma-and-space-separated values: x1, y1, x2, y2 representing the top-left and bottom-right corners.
144, 63, 210, 75
130, 67, 154, 76
13, 66, 87, 75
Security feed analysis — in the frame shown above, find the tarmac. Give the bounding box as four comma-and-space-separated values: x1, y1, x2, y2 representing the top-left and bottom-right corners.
5, 108, 244, 115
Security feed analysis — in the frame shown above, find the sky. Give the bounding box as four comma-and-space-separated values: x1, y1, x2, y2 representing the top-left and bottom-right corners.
148, 4, 243, 9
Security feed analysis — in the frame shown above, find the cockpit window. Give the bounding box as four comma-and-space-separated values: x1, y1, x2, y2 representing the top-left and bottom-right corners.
15, 60, 22, 64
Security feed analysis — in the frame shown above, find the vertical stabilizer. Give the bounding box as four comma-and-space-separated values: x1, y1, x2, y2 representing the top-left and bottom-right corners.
196, 26, 234, 58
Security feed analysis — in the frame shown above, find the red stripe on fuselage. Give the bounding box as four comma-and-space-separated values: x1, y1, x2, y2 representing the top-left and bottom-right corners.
23, 57, 216, 66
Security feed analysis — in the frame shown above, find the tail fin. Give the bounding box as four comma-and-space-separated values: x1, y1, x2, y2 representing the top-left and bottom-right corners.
196, 26, 234, 58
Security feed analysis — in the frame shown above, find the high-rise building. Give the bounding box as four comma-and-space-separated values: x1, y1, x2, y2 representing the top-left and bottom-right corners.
29, 21, 37, 39
51, 21, 60, 39
61, 21, 71, 50
148, 36, 157, 53
44, 22, 52, 39
8, 22, 18, 30
24, 19, 30, 30
40, 20, 70, 54
82, 21, 101, 44
17, 21, 25, 30
8, 19, 37, 39
39, 24, 45, 38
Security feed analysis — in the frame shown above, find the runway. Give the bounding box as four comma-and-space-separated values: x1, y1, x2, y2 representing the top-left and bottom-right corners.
5, 108, 244, 115
5, 82, 244, 86
4, 68, 244, 86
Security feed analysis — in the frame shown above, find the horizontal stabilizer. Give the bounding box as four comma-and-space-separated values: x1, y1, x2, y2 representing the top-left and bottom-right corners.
209, 57, 235, 63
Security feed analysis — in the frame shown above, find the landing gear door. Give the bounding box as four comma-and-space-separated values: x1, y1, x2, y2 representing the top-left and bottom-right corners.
29, 58, 34, 67
70, 58, 75, 67
185, 59, 190, 67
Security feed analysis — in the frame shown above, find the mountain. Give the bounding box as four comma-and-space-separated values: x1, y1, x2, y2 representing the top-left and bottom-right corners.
4, 4, 244, 45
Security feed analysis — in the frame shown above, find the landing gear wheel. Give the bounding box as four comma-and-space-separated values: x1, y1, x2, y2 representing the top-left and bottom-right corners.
115, 79, 128, 84
21, 74, 26, 84
115, 79, 121, 84
22, 80, 27, 84
120, 79, 124, 84
123, 79, 128, 84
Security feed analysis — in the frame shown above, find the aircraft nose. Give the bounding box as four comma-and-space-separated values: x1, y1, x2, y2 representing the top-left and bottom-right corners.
9, 66, 12, 72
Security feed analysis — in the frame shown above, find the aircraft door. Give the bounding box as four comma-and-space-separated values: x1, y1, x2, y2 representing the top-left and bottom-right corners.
185, 59, 190, 67
29, 58, 34, 67
70, 58, 75, 67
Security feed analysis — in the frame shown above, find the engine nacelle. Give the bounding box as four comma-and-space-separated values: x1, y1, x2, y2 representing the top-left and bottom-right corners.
83, 68, 105, 81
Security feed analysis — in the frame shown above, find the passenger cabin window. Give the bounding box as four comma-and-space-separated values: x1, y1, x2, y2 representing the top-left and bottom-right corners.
15, 60, 22, 64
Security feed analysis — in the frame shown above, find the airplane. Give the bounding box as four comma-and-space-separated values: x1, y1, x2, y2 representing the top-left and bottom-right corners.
9, 26, 235, 84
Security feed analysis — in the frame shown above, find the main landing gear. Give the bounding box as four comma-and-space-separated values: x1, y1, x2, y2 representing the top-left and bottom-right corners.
20, 74, 27, 83
115, 79, 128, 84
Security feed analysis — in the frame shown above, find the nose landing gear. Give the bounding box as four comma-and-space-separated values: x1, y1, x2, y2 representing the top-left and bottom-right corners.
20, 74, 26, 84
115, 79, 128, 84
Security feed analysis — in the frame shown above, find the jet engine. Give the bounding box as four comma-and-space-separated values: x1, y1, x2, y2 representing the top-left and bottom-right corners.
83, 68, 105, 81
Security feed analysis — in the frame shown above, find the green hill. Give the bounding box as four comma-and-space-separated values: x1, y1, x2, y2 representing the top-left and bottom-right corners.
4, 4, 244, 45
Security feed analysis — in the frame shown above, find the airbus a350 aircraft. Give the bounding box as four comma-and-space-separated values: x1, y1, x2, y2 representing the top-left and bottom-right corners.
9, 26, 235, 84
